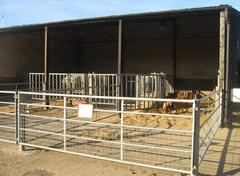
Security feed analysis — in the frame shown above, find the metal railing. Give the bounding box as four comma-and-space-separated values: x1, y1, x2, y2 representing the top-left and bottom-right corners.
28, 73, 170, 108
17, 91, 196, 175
0, 89, 224, 175
198, 90, 223, 165
0, 90, 17, 143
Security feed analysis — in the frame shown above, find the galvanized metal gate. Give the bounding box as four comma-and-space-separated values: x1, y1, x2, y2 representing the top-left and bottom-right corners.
0, 91, 17, 143
198, 91, 223, 164
17, 91, 194, 174
28, 73, 169, 101
0, 88, 223, 175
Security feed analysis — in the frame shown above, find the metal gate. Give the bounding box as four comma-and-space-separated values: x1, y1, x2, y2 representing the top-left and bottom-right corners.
18, 91, 198, 175
28, 73, 168, 107
0, 89, 224, 175
198, 90, 223, 164
0, 91, 17, 143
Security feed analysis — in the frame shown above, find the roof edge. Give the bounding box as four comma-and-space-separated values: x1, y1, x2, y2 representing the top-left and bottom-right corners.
0, 4, 233, 32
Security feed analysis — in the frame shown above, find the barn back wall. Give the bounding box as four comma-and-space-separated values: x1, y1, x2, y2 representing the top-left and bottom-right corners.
0, 10, 220, 90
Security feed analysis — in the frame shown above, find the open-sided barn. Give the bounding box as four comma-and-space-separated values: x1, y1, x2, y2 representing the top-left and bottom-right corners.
0, 5, 239, 88
0, 5, 239, 175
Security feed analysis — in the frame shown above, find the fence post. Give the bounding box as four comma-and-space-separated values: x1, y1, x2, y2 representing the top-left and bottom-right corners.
18, 92, 25, 151
191, 100, 200, 176
88, 74, 92, 96
15, 91, 18, 144
120, 99, 124, 160
135, 75, 139, 109
29, 73, 31, 91
220, 90, 225, 128
63, 96, 67, 151
117, 74, 122, 116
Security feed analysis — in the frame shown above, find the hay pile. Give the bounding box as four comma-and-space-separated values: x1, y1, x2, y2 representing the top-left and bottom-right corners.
0, 105, 15, 113
124, 114, 192, 129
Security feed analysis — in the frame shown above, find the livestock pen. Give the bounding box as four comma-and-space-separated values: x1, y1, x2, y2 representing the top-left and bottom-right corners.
0, 78, 223, 175
0, 4, 239, 176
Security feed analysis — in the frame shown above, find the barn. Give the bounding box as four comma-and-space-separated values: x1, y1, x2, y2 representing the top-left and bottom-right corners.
0, 5, 239, 113
0, 5, 239, 175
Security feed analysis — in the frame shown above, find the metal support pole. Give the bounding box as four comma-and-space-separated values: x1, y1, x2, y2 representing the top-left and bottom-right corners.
88, 74, 92, 96
218, 10, 226, 127
135, 75, 139, 109
191, 100, 200, 176
172, 20, 177, 89
118, 19, 122, 76
63, 96, 67, 151
44, 26, 49, 107
220, 90, 225, 128
15, 92, 18, 144
29, 74, 32, 92
117, 19, 123, 113
120, 100, 124, 160
225, 8, 231, 126
18, 93, 25, 151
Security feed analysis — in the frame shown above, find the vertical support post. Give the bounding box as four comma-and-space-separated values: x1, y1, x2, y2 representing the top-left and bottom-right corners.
162, 75, 165, 98
88, 74, 92, 96
29, 74, 31, 91
15, 91, 18, 144
63, 96, 67, 151
117, 19, 123, 97
219, 11, 226, 91
118, 19, 123, 76
160, 75, 162, 98
117, 19, 123, 113
219, 10, 226, 126
220, 90, 224, 128
172, 19, 177, 90
225, 8, 231, 126
155, 75, 158, 98
43, 26, 49, 106
191, 100, 200, 176
160, 73, 166, 98
135, 75, 139, 109
18, 93, 25, 151
120, 99, 124, 160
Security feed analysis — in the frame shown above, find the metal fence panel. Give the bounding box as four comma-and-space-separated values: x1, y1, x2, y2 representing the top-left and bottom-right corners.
18, 91, 194, 175
198, 90, 222, 164
0, 79, 223, 174
0, 91, 17, 143
89, 74, 118, 105
0, 85, 223, 175
28, 73, 169, 108
29, 73, 44, 100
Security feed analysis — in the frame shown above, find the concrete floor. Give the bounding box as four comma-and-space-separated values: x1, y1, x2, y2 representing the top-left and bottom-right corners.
199, 126, 240, 176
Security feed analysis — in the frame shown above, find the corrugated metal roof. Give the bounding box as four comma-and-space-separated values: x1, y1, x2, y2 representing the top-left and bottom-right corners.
0, 4, 234, 32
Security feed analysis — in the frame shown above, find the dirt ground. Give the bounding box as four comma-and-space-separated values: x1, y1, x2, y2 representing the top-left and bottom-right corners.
0, 97, 226, 176
0, 101, 213, 176
0, 141, 184, 176
0, 126, 239, 176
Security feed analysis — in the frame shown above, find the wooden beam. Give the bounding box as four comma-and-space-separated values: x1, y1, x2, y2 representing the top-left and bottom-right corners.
225, 8, 231, 127
219, 11, 226, 91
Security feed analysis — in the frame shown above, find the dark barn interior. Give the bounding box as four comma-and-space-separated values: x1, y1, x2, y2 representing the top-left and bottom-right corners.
0, 5, 239, 93
1, 6, 240, 176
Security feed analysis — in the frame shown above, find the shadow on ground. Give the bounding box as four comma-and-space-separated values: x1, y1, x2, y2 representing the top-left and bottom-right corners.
199, 103, 240, 176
